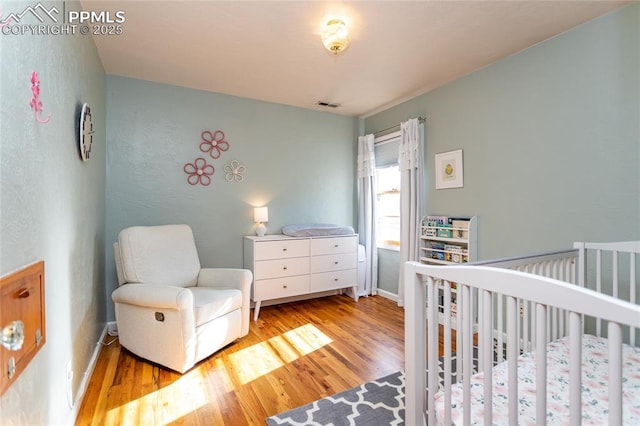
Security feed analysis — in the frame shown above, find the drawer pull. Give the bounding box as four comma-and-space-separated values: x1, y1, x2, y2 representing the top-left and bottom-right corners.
334, 261, 339, 265
282, 248, 288, 251
17, 288, 30, 298
334, 278, 339, 282
334, 244, 339, 248
283, 285, 288, 289
283, 266, 288, 270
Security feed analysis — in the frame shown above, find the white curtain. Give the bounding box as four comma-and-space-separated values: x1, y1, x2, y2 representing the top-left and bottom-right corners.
357, 134, 378, 296
397, 118, 424, 307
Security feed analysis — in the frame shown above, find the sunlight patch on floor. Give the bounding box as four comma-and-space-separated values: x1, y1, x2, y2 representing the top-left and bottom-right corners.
283, 323, 333, 355
229, 323, 333, 384
104, 368, 208, 425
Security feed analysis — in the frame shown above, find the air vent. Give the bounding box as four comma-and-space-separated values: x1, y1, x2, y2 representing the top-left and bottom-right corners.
316, 101, 340, 108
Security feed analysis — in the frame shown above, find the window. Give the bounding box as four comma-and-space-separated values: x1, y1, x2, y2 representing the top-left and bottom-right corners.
376, 165, 400, 249
374, 132, 401, 250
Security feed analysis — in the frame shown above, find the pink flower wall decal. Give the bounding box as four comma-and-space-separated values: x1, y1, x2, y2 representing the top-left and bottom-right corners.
29, 71, 50, 124
183, 157, 215, 186
199, 130, 229, 159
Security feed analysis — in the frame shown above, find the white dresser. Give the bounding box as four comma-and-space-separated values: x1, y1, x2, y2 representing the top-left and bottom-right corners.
243, 234, 359, 320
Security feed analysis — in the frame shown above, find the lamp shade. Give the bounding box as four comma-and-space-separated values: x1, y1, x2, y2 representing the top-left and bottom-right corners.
254, 207, 268, 223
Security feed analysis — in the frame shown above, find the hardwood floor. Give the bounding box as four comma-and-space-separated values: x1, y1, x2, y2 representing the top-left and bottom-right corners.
75, 295, 404, 426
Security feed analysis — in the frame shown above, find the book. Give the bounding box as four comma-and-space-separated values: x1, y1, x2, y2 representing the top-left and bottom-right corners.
425, 215, 448, 228
451, 219, 470, 239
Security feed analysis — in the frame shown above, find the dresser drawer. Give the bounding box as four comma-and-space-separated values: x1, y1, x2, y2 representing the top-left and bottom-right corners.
310, 253, 357, 273
254, 239, 309, 261
310, 236, 357, 256
255, 257, 309, 280
253, 275, 309, 300
310, 268, 357, 292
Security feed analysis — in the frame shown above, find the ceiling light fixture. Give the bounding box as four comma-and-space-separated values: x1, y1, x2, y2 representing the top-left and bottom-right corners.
321, 19, 350, 55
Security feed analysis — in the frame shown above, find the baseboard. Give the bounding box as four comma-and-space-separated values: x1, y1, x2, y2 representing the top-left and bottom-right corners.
66, 322, 113, 425
375, 288, 398, 303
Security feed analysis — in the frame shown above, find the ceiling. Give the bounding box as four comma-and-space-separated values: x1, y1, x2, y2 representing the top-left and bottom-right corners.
84, 0, 629, 117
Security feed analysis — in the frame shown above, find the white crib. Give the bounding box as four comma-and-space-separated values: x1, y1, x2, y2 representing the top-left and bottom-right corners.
404, 241, 640, 425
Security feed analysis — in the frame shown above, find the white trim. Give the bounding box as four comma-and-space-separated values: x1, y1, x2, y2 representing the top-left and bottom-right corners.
65, 323, 111, 426
376, 288, 399, 303
377, 244, 400, 252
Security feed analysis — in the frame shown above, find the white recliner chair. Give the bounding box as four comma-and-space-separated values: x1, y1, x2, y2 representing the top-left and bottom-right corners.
112, 224, 253, 373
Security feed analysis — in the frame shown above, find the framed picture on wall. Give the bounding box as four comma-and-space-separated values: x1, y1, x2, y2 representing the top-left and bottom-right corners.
435, 149, 463, 189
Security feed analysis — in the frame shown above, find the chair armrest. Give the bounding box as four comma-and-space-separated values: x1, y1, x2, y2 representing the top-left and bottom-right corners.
198, 268, 253, 336
112, 283, 194, 310
197, 268, 253, 291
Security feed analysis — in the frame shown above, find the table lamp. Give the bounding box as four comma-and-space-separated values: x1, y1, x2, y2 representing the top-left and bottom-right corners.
254, 207, 268, 237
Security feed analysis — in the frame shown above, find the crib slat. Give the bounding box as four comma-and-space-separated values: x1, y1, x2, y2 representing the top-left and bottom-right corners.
608, 322, 623, 425
631, 253, 636, 346
551, 307, 558, 341
477, 287, 484, 372
547, 305, 552, 344
443, 280, 453, 426
596, 249, 602, 336
612, 251, 619, 301
462, 284, 472, 426
569, 312, 582, 426
529, 266, 537, 352
427, 277, 439, 426
497, 293, 504, 363
523, 299, 530, 352
483, 290, 493, 426
516, 298, 522, 354
507, 296, 518, 426
456, 291, 463, 382
536, 304, 547, 426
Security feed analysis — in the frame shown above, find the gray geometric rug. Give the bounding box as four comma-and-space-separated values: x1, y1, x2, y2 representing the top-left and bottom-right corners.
265, 345, 490, 425
265, 371, 405, 425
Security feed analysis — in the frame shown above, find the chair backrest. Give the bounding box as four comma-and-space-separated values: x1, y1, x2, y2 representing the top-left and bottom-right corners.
115, 224, 201, 287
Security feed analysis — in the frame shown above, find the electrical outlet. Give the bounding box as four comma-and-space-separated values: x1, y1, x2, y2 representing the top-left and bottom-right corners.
519, 302, 525, 317
66, 361, 74, 408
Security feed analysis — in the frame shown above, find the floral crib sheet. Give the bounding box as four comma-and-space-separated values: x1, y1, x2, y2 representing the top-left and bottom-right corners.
434, 334, 640, 425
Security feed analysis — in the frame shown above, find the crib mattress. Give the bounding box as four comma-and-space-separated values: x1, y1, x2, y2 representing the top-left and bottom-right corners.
434, 334, 640, 425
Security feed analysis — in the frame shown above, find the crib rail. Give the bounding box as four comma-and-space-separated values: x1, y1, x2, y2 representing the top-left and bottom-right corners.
472, 248, 578, 279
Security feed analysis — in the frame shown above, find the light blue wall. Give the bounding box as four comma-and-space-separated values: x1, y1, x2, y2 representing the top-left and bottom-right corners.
105, 76, 358, 320
366, 4, 640, 295
0, 1, 106, 424
377, 248, 400, 295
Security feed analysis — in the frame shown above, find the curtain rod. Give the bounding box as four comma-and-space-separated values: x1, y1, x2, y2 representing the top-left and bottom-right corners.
373, 116, 426, 136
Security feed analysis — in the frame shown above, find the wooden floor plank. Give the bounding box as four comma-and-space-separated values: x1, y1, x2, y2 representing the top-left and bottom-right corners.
76, 295, 405, 425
